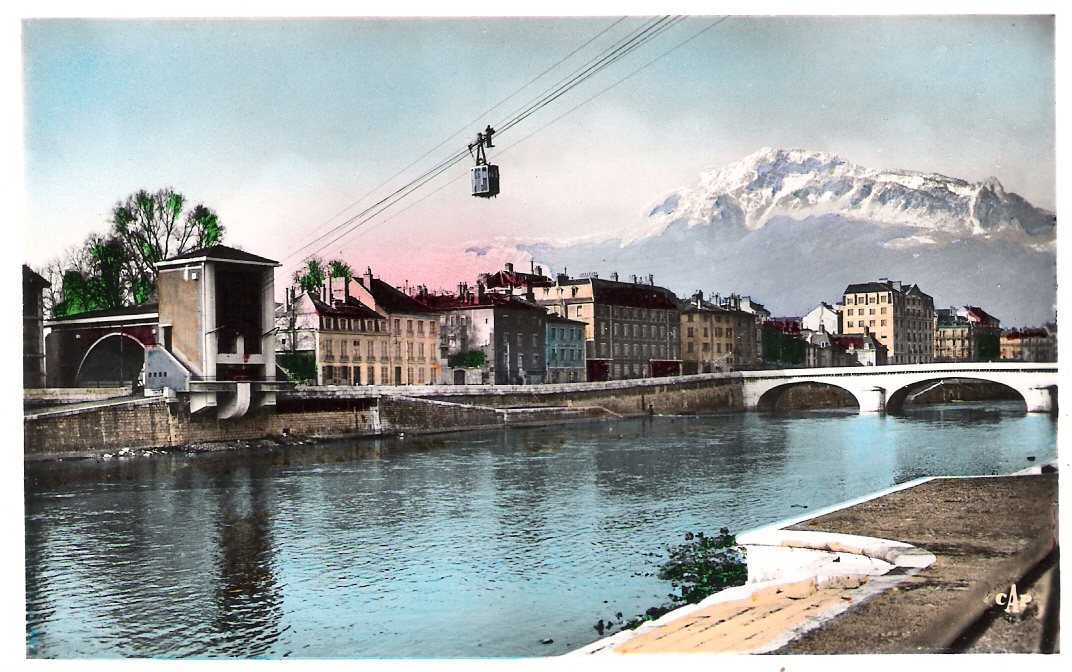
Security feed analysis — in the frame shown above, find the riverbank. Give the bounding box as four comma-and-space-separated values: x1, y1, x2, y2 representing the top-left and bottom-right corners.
575, 467, 1059, 655
23, 376, 743, 460
23, 375, 1027, 461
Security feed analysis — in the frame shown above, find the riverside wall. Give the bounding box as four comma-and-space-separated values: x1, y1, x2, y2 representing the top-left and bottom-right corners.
24, 375, 744, 460
26, 375, 1011, 460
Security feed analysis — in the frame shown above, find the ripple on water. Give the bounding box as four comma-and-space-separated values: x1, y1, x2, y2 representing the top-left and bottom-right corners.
24, 403, 1056, 658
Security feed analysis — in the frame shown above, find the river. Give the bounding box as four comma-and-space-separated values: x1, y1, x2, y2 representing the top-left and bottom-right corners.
24, 400, 1055, 658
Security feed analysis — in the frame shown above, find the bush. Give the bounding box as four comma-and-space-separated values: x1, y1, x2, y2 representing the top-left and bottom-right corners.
620, 528, 747, 631
658, 528, 747, 604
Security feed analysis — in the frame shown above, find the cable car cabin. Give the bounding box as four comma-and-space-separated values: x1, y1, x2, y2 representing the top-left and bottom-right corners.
471, 164, 500, 198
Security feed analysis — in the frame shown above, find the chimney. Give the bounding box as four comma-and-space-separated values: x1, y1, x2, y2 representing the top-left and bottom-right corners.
692, 290, 703, 307
611, 272, 618, 282
525, 280, 534, 302
630, 274, 637, 283
505, 262, 514, 274
648, 274, 654, 285
535, 265, 543, 277
362, 267, 373, 289
477, 281, 486, 302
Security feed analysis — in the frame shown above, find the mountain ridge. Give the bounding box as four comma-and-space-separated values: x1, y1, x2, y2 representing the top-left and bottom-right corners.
629, 147, 1055, 252
473, 147, 1055, 326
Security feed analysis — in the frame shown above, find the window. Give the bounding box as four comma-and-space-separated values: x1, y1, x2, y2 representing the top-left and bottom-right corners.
417, 321, 424, 335
687, 342, 694, 353
407, 319, 413, 333
394, 319, 401, 334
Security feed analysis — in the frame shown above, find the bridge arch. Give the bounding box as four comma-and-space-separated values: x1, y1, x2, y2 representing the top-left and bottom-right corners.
755, 380, 860, 412
75, 333, 147, 386
885, 376, 1026, 413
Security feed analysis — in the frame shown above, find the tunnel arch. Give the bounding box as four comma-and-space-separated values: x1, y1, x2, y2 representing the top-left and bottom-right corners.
75, 333, 147, 386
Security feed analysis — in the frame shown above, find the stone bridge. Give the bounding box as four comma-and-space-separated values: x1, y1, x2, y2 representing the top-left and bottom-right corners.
740, 363, 1058, 414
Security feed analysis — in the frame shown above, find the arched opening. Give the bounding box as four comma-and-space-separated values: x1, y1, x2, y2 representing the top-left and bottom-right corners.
76, 333, 146, 386
756, 381, 859, 413
887, 377, 1025, 414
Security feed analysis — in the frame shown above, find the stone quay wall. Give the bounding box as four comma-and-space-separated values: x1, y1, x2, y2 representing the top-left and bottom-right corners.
24, 400, 379, 461
25, 375, 746, 460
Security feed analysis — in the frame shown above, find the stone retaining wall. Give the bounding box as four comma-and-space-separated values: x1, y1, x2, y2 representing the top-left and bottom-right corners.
24, 377, 739, 459
24, 400, 381, 461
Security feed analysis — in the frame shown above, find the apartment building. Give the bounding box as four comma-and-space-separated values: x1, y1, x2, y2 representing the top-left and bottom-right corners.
679, 292, 758, 373
839, 279, 934, 364
535, 272, 680, 381
420, 283, 547, 385
546, 313, 587, 383
933, 306, 1001, 362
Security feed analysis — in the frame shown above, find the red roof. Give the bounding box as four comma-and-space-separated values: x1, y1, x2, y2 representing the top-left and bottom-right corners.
418, 292, 546, 313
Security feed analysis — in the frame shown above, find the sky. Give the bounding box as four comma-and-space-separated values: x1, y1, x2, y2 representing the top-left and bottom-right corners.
13, 7, 1060, 304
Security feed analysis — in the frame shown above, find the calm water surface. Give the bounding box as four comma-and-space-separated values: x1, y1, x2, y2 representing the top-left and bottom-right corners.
25, 401, 1055, 658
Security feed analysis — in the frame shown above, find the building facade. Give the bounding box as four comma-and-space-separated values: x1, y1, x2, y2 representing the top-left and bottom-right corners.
839, 279, 934, 365
149, 245, 286, 416
801, 302, 840, 334
933, 306, 1001, 362
1000, 326, 1057, 362
546, 313, 587, 383
23, 265, 51, 388
347, 269, 440, 386
422, 284, 548, 385
679, 292, 756, 373
276, 290, 393, 386
534, 273, 680, 381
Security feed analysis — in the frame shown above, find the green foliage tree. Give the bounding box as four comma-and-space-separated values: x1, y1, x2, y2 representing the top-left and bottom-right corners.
50, 235, 128, 317
48, 188, 225, 318
294, 257, 352, 296
328, 259, 352, 279
294, 257, 327, 294
110, 188, 225, 304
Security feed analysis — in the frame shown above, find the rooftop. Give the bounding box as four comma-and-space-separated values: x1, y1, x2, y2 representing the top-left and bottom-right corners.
157, 244, 279, 267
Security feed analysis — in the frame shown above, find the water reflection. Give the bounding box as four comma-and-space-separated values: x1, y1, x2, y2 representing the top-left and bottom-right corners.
25, 401, 1055, 658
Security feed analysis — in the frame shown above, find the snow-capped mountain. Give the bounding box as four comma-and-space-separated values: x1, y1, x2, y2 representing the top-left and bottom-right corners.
487, 148, 1056, 326
629, 147, 1055, 252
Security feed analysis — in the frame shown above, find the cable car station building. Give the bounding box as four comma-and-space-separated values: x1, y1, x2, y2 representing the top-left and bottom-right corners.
45, 245, 291, 419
